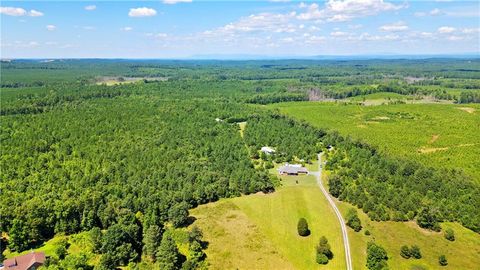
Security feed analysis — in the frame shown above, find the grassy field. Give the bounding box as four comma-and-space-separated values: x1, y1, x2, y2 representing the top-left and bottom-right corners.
3, 232, 99, 265
346, 92, 410, 102
270, 102, 480, 182
320, 171, 480, 270
191, 163, 480, 270
191, 163, 346, 270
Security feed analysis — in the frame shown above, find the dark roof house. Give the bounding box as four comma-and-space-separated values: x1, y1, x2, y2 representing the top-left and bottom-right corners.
3, 252, 46, 270
278, 163, 308, 175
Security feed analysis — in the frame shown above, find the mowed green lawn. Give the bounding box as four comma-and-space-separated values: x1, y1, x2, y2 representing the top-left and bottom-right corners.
270, 102, 480, 182
191, 164, 346, 270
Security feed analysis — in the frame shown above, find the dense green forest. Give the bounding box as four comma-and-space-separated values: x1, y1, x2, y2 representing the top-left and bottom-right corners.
1, 59, 479, 268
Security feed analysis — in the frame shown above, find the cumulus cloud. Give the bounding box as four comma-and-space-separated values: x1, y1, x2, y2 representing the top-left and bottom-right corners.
163, 0, 192, 4
438, 26, 456, 33
128, 7, 157, 17
379, 21, 408, 32
430, 8, 442, 15
207, 12, 297, 35
461, 28, 480, 34
330, 31, 348, 37
0, 7, 27, 16
348, 24, 363, 29
0, 7, 44, 16
85, 5, 96, 11
415, 8, 443, 17
297, 0, 405, 22
29, 10, 44, 17
46, 25, 56, 31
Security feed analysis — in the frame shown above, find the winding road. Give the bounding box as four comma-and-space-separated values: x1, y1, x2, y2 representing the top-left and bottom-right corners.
316, 153, 353, 270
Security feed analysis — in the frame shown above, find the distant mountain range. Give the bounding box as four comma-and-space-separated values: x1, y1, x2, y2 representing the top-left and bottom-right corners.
3, 53, 479, 61
188, 53, 480, 60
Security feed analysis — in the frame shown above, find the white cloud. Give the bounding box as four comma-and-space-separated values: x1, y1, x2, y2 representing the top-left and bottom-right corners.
447, 35, 463, 41
0, 7, 44, 17
379, 21, 408, 32
415, 8, 442, 17
85, 5, 96, 11
208, 12, 297, 35
46, 25, 56, 31
461, 28, 480, 34
348, 24, 363, 29
0, 7, 27, 16
430, 8, 442, 16
358, 33, 400, 41
129, 7, 157, 17
298, 0, 405, 22
83, 26, 96, 31
438, 26, 456, 33
29, 10, 43, 17
330, 31, 348, 37
163, 0, 192, 4
121, 27, 133, 31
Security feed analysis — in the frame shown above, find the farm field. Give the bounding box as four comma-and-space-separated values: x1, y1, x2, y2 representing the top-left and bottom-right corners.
271, 102, 480, 182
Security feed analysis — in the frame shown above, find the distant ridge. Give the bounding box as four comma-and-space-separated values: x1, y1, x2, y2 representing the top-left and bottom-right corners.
188, 53, 480, 60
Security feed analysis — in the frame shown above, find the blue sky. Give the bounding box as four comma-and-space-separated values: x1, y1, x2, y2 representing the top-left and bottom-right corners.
1, 1, 479, 58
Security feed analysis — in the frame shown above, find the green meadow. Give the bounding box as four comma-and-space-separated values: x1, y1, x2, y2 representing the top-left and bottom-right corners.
191, 165, 346, 270
270, 102, 480, 182
321, 172, 480, 270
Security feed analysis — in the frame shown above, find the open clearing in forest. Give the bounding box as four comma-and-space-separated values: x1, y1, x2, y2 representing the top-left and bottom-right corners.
271, 102, 480, 182
95, 76, 167, 85
191, 164, 346, 270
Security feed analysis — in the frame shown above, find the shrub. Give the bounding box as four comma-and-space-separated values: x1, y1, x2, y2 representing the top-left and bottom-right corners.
438, 255, 448, 266
364, 230, 371, 236
444, 228, 455, 241
416, 206, 441, 232
366, 242, 388, 270
316, 236, 333, 261
316, 253, 329, 265
346, 209, 362, 232
400, 245, 411, 259
410, 245, 422, 259
297, 218, 310, 237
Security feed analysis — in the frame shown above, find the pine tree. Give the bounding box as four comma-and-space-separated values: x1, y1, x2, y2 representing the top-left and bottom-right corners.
156, 233, 180, 270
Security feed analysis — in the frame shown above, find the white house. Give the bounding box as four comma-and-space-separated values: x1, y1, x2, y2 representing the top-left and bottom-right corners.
261, 146, 276, 155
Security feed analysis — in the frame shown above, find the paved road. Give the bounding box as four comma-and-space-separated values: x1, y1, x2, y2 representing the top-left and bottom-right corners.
316, 153, 353, 270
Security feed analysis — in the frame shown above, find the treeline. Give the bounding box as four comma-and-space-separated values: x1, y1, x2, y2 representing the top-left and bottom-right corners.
0, 86, 135, 116
457, 91, 480, 103
319, 83, 458, 100
324, 133, 480, 233
246, 93, 308, 104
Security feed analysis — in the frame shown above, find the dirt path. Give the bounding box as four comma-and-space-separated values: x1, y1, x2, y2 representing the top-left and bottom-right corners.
316, 153, 353, 270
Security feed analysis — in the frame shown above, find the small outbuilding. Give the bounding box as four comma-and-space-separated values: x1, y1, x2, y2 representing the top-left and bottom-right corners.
278, 163, 308, 175
260, 146, 276, 155
3, 251, 46, 270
